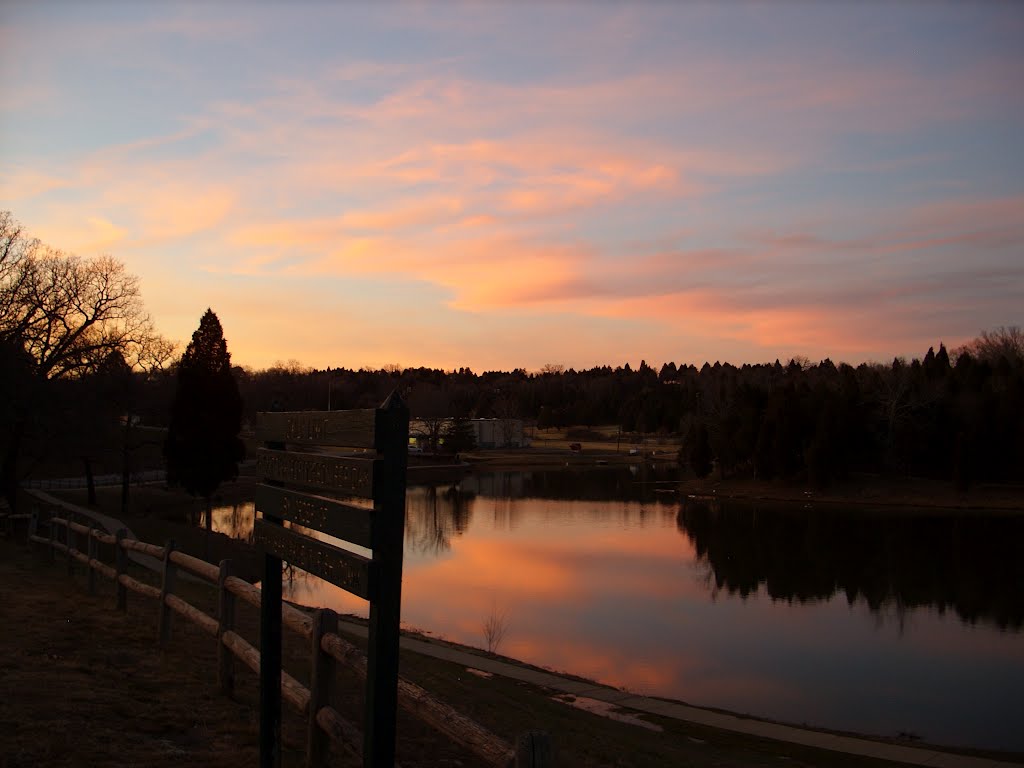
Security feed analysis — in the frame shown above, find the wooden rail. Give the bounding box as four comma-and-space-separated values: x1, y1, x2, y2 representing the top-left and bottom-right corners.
23, 493, 547, 767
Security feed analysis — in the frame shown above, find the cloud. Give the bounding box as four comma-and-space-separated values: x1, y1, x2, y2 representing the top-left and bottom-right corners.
35, 215, 129, 254
135, 184, 235, 240
0, 167, 70, 200
4, 4, 1021, 370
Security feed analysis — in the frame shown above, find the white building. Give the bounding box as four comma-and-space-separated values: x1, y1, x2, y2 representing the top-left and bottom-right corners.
469, 418, 529, 449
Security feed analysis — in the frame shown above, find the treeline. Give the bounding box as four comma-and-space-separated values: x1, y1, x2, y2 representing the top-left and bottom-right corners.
8, 325, 1024, 494
223, 332, 1023, 489
91, 331, 1024, 491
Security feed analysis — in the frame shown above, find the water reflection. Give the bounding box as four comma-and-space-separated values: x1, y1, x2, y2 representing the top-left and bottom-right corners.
203, 501, 255, 543
676, 498, 1024, 631
462, 464, 682, 502
405, 485, 475, 555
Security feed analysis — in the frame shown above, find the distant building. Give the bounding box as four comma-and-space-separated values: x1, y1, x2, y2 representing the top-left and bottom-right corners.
470, 418, 529, 449
408, 417, 530, 450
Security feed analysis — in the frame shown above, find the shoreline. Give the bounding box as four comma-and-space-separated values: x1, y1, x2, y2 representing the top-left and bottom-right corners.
454, 450, 1024, 513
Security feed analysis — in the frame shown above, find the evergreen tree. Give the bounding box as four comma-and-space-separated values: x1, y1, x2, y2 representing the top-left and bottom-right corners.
442, 416, 477, 454
688, 422, 713, 479
165, 309, 245, 532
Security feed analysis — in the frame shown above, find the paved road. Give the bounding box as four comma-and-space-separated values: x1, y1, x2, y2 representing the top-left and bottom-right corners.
335, 619, 1019, 767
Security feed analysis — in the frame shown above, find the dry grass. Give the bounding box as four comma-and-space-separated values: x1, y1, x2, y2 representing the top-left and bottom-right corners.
0, 539, 272, 768
0, 534, 486, 768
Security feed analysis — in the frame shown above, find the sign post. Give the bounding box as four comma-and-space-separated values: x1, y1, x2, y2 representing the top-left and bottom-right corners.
256, 392, 409, 768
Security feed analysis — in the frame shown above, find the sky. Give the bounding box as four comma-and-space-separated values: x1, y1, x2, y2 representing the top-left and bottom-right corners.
2, 2, 1022, 373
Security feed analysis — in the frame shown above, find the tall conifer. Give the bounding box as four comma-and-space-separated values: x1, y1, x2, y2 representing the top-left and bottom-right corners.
165, 309, 245, 531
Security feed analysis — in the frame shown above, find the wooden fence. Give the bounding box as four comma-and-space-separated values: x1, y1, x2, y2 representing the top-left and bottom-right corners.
22, 495, 551, 767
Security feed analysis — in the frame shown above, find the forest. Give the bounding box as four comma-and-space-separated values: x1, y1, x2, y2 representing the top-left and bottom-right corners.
10, 329, 1021, 497
241, 333, 1023, 490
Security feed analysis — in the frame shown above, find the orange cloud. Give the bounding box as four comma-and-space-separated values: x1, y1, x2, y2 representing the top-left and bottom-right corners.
574, 290, 882, 358
25, 214, 128, 254
137, 184, 235, 240
0, 167, 70, 200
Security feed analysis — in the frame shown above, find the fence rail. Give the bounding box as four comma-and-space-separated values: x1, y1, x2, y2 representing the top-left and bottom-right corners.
23, 469, 167, 490
21, 493, 550, 767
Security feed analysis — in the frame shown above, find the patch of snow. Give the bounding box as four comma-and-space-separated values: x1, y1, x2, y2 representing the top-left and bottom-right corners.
552, 694, 663, 732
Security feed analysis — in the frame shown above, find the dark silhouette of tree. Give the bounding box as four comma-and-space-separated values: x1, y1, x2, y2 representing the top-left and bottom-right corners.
165, 309, 245, 536
688, 422, 713, 479
0, 337, 35, 508
959, 326, 1023, 366
442, 416, 477, 454
1, 211, 173, 508
408, 383, 451, 452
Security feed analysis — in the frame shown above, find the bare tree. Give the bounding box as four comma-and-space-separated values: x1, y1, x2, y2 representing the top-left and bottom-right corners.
0, 211, 40, 337
493, 392, 521, 448
481, 602, 509, 654
1, 211, 173, 505
959, 326, 1024, 366
407, 383, 451, 452
13, 254, 163, 378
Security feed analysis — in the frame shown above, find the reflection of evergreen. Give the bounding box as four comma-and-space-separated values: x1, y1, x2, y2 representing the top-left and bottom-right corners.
677, 499, 1024, 630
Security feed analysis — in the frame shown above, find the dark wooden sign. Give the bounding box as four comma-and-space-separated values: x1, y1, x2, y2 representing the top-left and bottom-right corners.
257, 393, 409, 768
257, 409, 377, 448
253, 519, 371, 599
256, 448, 375, 498
254, 484, 372, 549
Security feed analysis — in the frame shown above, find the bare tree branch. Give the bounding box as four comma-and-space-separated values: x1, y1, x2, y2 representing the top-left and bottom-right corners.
1, 211, 173, 380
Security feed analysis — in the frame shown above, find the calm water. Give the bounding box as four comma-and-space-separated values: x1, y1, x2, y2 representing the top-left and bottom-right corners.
209, 467, 1024, 751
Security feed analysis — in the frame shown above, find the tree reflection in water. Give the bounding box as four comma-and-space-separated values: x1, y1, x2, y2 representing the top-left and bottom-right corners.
404, 485, 475, 555
676, 498, 1024, 631
204, 501, 255, 543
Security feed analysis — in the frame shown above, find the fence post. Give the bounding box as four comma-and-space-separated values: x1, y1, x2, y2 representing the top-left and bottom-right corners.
159, 540, 177, 645
217, 559, 236, 697
115, 528, 128, 611
87, 527, 98, 595
515, 731, 553, 768
307, 608, 337, 768
28, 510, 37, 548
365, 392, 409, 768
66, 513, 76, 576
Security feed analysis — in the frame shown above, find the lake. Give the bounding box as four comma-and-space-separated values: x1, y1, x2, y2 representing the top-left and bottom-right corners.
207, 466, 1024, 752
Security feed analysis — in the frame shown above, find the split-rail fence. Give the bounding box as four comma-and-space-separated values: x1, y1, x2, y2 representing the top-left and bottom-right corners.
19, 492, 552, 768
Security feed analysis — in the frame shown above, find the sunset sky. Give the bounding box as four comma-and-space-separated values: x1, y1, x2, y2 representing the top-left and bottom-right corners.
2, 3, 1022, 372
